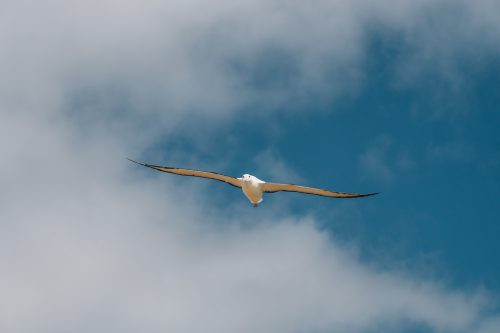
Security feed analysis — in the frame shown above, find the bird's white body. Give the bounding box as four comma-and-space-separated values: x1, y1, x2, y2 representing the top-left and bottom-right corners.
240, 174, 265, 207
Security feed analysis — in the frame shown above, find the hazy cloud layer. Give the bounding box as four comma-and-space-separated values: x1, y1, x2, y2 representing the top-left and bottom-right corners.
2, 0, 500, 332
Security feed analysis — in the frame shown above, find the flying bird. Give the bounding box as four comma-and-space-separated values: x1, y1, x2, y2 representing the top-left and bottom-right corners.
128, 159, 378, 207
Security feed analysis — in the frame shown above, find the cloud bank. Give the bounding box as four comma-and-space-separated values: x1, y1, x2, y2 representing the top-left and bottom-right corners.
1, 0, 500, 332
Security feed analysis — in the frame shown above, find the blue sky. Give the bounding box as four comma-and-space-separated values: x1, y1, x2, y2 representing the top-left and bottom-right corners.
155, 20, 500, 291
1, 0, 500, 332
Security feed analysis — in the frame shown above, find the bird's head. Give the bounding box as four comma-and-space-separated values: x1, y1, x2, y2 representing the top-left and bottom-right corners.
242, 174, 252, 182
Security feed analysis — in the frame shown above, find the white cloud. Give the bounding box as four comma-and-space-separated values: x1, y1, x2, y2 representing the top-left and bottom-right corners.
2, 0, 500, 332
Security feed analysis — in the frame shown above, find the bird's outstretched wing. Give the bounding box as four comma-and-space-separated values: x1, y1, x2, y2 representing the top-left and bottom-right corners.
128, 159, 242, 188
261, 182, 378, 198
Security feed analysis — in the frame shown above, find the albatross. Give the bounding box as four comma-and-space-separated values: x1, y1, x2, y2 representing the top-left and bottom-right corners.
128, 159, 378, 207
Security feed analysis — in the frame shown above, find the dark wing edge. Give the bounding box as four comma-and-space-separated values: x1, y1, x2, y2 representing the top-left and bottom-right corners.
127, 158, 242, 188
262, 182, 379, 198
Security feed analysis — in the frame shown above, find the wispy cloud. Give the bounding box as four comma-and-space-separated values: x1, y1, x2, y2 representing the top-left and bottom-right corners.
426, 141, 476, 164
359, 136, 415, 182
252, 148, 303, 183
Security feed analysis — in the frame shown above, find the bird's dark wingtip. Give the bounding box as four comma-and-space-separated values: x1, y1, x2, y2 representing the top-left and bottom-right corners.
127, 158, 147, 167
